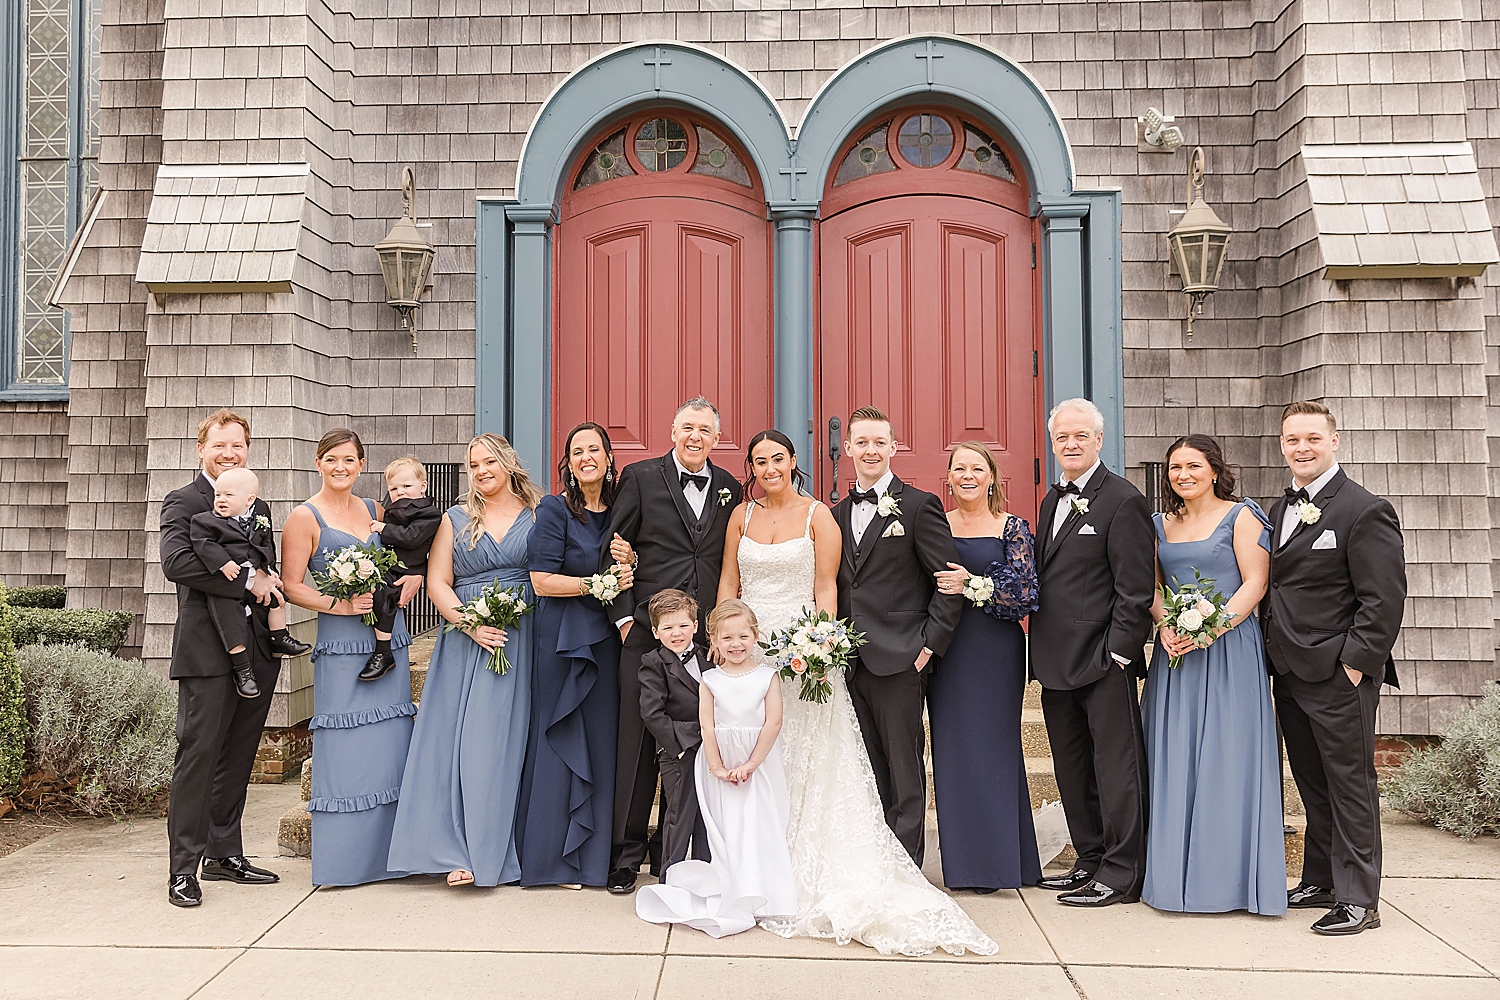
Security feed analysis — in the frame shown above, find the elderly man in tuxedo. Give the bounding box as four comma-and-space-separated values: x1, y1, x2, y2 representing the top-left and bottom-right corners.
1029, 398, 1156, 907
1264, 400, 1406, 936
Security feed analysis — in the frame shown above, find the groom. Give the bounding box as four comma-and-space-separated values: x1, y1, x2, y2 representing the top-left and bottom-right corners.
602, 396, 742, 893
833, 406, 962, 866
1264, 400, 1406, 935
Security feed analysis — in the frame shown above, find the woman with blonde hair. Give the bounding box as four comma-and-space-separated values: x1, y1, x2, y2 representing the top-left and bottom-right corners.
389, 433, 542, 886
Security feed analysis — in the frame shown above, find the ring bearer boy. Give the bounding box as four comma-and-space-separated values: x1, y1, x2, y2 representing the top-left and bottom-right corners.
638, 590, 711, 873
363, 456, 443, 681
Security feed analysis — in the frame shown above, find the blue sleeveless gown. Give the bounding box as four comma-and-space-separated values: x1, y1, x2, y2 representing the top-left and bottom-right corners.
387, 506, 535, 885
305, 498, 416, 887
1142, 499, 1288, 914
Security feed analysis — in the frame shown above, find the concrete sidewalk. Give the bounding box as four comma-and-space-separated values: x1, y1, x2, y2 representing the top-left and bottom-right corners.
3, 782, 1498, 1000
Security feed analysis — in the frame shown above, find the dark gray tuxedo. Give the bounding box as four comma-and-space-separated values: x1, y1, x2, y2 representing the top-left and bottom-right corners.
639, 642, 709, 870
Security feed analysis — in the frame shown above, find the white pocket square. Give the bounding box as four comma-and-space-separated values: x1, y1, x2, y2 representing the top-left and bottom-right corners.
881, 521, 905, 538
1312, 529, 1337, 550
1078, 524, 1097, 535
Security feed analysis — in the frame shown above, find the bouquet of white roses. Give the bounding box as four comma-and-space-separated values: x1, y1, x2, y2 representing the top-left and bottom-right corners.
759, 608, 866, 704
961, 573, 996, 607
582, 564, 626, 604
1157, 569, 1235, 669
445, 580, 533, 674
312, 542, 401, 626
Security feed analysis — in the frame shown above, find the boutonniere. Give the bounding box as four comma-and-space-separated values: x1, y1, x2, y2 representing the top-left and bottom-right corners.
254, 515, 271, 531
718, 488, 732, 507
876, 493, 901, 517
1294, 500, 1321, 525
1068, 496, 1090, 516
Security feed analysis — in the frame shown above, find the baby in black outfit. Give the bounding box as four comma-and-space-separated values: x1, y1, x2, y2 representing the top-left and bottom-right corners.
361, 456, 443, 680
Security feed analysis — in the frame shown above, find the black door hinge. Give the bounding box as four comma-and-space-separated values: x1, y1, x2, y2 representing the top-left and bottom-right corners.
1032, 351, 1038, 377
1034, 458, 1041, 484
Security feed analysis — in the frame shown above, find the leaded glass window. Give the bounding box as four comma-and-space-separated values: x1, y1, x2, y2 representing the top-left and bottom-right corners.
634, 118, 688, 172
689, 125, 751, 187
895, 113, 954, 168
573, 128, 636, 190
956, 123, 1016, 183
833, 121, 897, 186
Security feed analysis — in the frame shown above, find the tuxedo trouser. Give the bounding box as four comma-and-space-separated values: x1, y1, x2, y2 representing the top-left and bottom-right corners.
848, 660, 928, 866
1040, 664, 1148, 896
1272, 667, 1382, 908
167, 651, 278, 875
657, 746, 709, 871
612, 624, 664, 872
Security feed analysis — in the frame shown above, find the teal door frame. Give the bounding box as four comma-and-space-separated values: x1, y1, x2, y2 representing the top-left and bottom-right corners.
476, 36, 1123, 489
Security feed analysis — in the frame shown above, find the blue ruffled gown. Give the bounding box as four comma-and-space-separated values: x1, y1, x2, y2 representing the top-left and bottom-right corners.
387, 506, 535, 886
927, 516, 1042, 891
515, 494, 620, 886
305, 499, 416, 887
1142, 499, 1288, 914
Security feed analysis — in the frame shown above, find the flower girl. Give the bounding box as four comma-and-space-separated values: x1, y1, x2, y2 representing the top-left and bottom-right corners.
636, 600, 798, 937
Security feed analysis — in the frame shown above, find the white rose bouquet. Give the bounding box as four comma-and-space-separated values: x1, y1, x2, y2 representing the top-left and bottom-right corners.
759, 607, 866, 704
445, 579, 534, 675
312, 542, 401, 626
1157, 570, 1235, 669
582, 565, 626, 604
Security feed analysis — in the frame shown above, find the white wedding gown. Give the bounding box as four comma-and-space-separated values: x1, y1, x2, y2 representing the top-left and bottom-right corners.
739, 502, 998, 957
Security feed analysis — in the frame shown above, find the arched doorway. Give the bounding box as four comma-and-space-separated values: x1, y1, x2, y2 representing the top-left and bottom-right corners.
816, 109, 1041, 519
553, 111, 773, 469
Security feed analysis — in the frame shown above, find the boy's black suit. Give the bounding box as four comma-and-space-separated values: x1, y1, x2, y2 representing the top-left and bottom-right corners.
639, 642, 710, 870
189, 510, 280, 654
371, 496, 443, 633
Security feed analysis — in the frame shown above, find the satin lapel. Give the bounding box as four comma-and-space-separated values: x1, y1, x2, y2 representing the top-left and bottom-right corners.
853, 477, 903, 575
836, 499, 857, 573
696, 465, 725, 534
1036, 490, 1059, 565
194, 473, 216, 512
1279, 470, 1347, 553
1268, 497, 1289, 556
660, 455, 701, 540
1041, 470, 1106, 569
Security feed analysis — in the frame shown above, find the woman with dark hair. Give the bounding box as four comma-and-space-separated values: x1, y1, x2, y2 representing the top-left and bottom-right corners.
516, 422, 631, 887
929, 441, 1040, 892
1142, 433, 1287, 914
280, 428, 416, 886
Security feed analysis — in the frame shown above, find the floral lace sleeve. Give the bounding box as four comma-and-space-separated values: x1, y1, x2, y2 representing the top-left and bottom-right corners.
986, 515, 1039, 622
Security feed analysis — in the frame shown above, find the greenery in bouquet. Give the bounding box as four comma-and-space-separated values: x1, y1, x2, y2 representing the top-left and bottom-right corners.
445, 580, 534, 674
583, 565, 626, 604
1157, 569, 1235, 668
759, 608, 865, 704
312, 542, 401, 625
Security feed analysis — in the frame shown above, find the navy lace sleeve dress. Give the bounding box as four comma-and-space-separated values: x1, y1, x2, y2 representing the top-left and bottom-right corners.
927, 514, 1042, 892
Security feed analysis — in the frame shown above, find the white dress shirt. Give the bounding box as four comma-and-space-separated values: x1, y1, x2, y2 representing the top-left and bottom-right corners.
1051, 459, 1101, 539
673, 452, 711, 519
681, 652, 703, 683
1279, 462, 1340, 546
850, 469, 895, 545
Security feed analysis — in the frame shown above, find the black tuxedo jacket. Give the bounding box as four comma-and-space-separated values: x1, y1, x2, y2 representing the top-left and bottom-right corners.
605, 453, 742, 634
379, 496, 443, 578
832, 476, 963, 676
1261, 469, 1406, 687
189, 511, 278, 579
161, 474, 275, 678
639, 642, 706, 758
1029, 466, 1155, 690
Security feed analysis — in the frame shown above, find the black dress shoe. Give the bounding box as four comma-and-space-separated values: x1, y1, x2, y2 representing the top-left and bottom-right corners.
1037, 867, 1094, 892
269, 633, 312, 657
201, 856, 280, 885
1058, 880, 1130, 907
1312, 903, 1380, 935
1287, 882, 1337, 909
969, 887, 1000, 895
231, 663, 260, 699
606, 867, 638, 894
359, 651, 397, 682
168, 874, 202, 907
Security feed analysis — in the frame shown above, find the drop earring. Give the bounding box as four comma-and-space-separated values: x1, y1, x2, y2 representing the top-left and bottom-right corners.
605, 467, 613, 483
989, 485, 995, 496
569, 472, 577, 489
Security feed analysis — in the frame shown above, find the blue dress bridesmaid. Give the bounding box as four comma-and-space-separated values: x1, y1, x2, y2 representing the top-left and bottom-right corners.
928, 516, 1042, 891
1142, 499, 1288, 914
388, 506, 535, 886
516, 493, 620, 886
305, 499, 416, 887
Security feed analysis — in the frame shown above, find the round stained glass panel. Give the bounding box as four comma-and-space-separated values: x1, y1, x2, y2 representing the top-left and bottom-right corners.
896, 114, 954, 168
635, 118, 689, 171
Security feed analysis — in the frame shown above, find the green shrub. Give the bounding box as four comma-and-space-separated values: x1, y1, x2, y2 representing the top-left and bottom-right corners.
9, 607, 132, 655
18, 645, 176, 815
0, 586, 25, 798
4, 585, 66, 609
1386, 684, 1500, 839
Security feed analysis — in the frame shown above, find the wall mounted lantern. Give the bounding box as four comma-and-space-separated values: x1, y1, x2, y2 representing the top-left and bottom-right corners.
375, 166, 435, 347
1166, 147, 1232, 338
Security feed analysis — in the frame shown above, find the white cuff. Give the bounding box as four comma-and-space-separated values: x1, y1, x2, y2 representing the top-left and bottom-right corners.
615, 617, 633, 629
244, 566, 256, 589
1111, 653, 1130, 666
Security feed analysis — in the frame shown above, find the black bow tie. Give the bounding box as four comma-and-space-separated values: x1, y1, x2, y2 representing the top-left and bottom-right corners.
1285, 486, 1310, 504
1053, 481, 1082, 496
680, 650, 699, 669
850, 486, 881, 505
680, 471, 709, 491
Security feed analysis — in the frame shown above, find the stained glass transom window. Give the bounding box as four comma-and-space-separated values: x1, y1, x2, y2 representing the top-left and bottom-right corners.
833, 121, 897, 186
573, 128, 636, 190
956, 124, 1016, 183
634, 118, 689, 172
896, 114, 954, 168
689, 125, 751, 187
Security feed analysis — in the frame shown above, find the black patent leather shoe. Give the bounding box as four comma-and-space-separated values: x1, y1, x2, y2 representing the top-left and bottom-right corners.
1312, 903, 1380, 935
1037, 867, 1094, 892
1287, 882, 1337, 909
359, 651, 397, 682
1058, 880, 1131, 907
231, 663, 260, 699
201, 856, 280, 885
606, 867, 638, 894
269, 633, 312, 657
168, 874, 202, 907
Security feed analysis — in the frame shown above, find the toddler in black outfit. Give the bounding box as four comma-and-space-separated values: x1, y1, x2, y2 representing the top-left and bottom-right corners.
362, 456, 443, 680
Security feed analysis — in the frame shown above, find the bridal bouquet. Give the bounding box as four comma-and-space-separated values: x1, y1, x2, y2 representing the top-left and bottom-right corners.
582, 565, 626, 604
445, 580, 533, 674
312, 542, 401, 626
760, 608, 865, 704
1157, 570, 1234, 669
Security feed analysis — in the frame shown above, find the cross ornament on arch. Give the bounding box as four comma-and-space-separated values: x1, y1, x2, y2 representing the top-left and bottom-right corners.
915, 39, 943, 84
645, 46, 672, 91
779, 161, 808, 200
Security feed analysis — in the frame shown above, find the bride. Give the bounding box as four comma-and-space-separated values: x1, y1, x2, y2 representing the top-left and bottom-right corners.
717, 430, 997, 957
